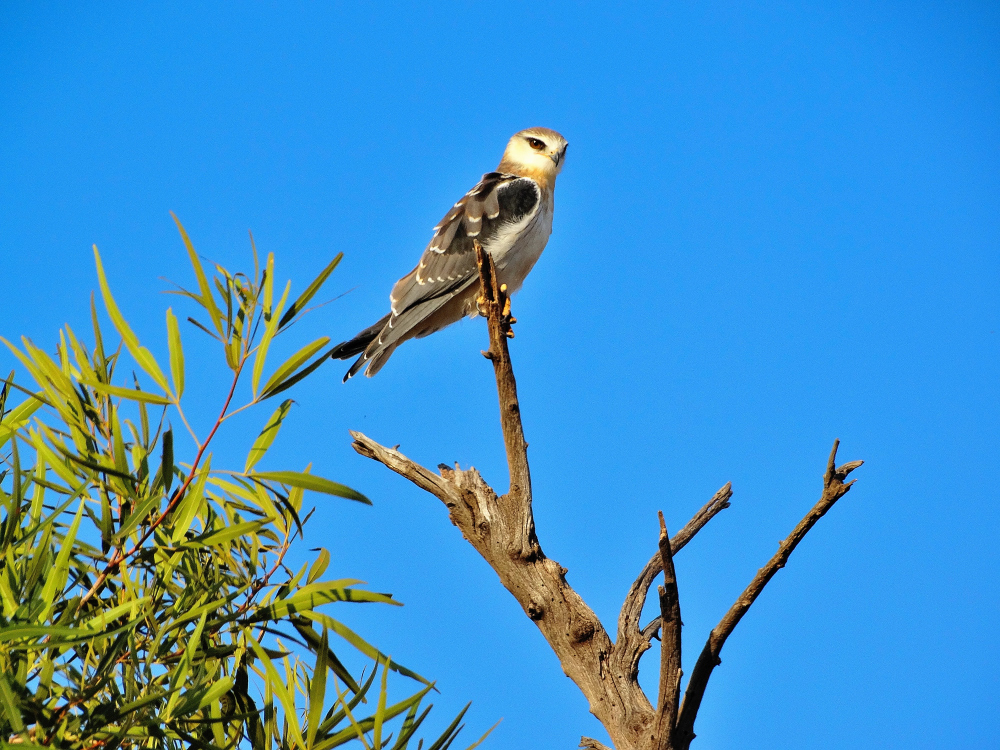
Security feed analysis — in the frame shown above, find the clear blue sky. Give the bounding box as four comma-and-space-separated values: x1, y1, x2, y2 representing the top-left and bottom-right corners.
2, 2, 998, 747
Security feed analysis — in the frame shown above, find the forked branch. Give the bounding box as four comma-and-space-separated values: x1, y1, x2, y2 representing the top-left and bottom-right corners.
350, 246, 863, 750
672, 441, 863, 750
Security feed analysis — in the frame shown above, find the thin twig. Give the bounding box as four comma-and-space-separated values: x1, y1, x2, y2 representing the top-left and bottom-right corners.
673, 440, 863, 750
234, 530, 292, 618
654, 511, 682, 750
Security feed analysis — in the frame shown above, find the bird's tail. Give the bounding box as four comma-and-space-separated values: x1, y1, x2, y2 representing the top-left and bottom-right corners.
330, 313, 391, 360
330, 313, 392, 381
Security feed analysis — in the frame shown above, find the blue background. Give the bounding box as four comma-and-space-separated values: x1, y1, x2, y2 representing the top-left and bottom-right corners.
2, 2, 997, 747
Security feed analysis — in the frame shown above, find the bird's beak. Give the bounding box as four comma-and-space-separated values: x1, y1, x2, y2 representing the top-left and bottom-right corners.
550, 145, 567, 167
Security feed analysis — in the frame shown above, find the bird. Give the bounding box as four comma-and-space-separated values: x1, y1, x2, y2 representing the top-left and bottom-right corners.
330, 127, 568, 380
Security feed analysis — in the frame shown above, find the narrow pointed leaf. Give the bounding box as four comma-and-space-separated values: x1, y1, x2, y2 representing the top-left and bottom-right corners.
259, 336, 330, 400
93, 245, 172, 394
0, 673, 25, 733
0, 393, 43, 448
172, 213, 224, 335
250, 470, 370, 504
80, 379, 171, 405
161, 428, 174, 495
245, 399, 293, 473
171, 458, 211, 544
166, 307, 185, 398
183, 519, 265, 548
278, 253, 343, 329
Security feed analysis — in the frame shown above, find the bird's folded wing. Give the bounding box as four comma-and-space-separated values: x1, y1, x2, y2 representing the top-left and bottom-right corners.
388, 172, 541, 317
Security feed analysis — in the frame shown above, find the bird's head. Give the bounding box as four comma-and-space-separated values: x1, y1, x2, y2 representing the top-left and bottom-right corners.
498, 127, 568, 187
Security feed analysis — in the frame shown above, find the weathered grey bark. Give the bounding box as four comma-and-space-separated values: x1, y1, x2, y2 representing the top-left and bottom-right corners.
350, 244, 863, 749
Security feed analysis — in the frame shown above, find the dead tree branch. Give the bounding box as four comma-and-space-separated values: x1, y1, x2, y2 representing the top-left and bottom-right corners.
350, 245, 863, 749
474, 240, 531, 507
654, 512, 682, 750
672, 441, 863, 750
612, 483, 732, 690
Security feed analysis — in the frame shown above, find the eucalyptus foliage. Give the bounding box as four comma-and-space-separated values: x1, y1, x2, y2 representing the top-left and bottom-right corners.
0, 216, 489, 750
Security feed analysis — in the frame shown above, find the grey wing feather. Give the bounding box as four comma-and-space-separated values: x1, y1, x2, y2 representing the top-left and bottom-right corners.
344, 173, 541, 378
392, 172, 513, 315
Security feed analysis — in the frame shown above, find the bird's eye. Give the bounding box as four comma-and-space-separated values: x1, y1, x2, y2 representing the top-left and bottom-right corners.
527, 137, 546, 151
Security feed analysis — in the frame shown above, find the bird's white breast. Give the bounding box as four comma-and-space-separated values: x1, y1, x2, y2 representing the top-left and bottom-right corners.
492, 191, 553, 293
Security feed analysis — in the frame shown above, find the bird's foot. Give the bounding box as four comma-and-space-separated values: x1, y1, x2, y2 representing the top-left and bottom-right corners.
499, 284, 515, 338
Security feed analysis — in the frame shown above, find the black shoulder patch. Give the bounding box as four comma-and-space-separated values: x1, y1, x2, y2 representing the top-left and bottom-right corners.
496, 179, 540, 223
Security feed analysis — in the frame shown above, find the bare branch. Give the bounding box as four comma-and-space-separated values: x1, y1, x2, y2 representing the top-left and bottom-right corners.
474, 241, 531, 509
350, 240, 865, 749
612, 483, 732, 687
351, 252, 659, 749
673, 440, 863, 750
654, 512, 682, 750
350, 433, 468, 508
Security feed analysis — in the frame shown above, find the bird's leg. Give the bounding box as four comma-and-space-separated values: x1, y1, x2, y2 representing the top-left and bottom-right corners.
499, 284, 516, 338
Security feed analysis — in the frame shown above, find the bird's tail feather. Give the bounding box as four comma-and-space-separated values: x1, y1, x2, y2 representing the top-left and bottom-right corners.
340, 341, 396, 382
329, 313, 391, 360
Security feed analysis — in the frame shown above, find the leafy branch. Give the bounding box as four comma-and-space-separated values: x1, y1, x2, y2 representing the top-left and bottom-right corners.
0, 218, 490, 750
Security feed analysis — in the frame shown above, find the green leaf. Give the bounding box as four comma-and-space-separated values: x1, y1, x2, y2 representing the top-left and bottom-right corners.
255, 344, 334, 401
303, 611, 429, 685
251, 263, 288, 398
244, 399, 292, 473
0, 673, 24, 733
80, 378, 172, 405
308, 548, 330, 584
372, 657, 390, 750
93, 245, 172, 395
291, 617, 360, 694
307, 628, 329, 747
161, 428, 174, 495
166, 307, 185, 398
173, 675, 235, 716
278, 253, 343, 329
172, 212, 224, 335
320, 682, 435, 750
114, 494, 161, 541
0, 391, 43, 449
39, 496, 85, 617
255, 581, 397, 621
259, 336, 330, 400
164, 610, 208, 720
0, 624, 95, 644
82, 596, 152, 631
116, 687, 177, 717
183, 519, 265, 549
247, 633, 305, 748
250, 470, 370, 505
59, 449, 133, 481
171, 458, 211, 544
